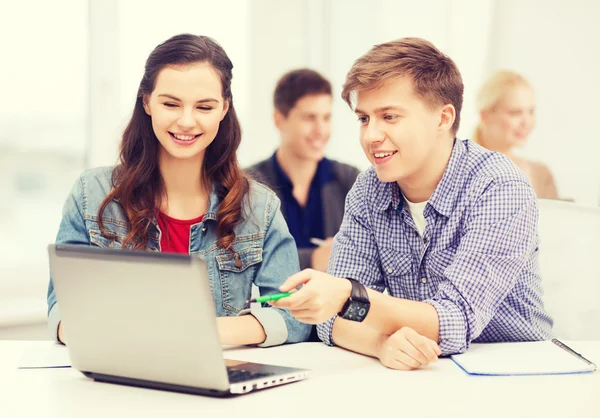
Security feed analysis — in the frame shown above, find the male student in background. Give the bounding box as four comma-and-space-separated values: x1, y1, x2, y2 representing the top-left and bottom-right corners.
248, 69, 360, 272
271, 38, 553, 369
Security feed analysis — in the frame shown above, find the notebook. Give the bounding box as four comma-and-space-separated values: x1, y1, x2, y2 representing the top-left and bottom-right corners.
451, 339, 597, 376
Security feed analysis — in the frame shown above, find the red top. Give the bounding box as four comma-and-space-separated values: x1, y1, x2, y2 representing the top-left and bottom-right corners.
157, 212, 204, 254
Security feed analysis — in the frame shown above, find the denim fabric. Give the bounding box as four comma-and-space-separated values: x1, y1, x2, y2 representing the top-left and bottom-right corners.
47, 167, 311, 347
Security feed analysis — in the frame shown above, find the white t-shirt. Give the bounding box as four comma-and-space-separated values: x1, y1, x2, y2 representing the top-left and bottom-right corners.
404, 198, 428, 236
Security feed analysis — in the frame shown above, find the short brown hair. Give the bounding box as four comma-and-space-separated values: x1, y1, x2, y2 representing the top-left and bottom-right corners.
342, 37, 464, 133
274, 69, 332, 116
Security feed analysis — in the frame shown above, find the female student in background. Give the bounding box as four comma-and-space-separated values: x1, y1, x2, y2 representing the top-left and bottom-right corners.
46, 34, 311, 347
473, 70, 558, 199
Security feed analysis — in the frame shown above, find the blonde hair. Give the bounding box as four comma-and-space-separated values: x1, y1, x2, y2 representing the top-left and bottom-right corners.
342, 37, 464, 134
473, 70, 532, 143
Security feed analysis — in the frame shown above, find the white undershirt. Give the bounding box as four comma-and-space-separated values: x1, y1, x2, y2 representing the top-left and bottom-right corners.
404, 198, 428, 236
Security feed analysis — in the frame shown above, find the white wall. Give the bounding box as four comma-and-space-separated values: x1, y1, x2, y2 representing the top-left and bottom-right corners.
83, 0, 600, 205
240, 0, 600, 205
241, 0, 312, 166
3, 0, 600, 338
89, 0, 253, 167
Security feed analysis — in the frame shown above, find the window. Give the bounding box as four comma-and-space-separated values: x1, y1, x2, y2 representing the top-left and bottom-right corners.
0, 0, 88, 331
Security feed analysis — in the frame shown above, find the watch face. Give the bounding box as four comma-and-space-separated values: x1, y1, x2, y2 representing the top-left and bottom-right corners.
344, 300, 370, 322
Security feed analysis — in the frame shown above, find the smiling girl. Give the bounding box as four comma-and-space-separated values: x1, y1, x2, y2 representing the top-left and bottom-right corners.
473, 70, 558, 199
46, 34, 310, 347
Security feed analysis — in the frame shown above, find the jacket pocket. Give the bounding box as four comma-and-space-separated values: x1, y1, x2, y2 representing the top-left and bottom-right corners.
89, 229, 128, 249
216, 246, 263, 273
216, 246, 263, 313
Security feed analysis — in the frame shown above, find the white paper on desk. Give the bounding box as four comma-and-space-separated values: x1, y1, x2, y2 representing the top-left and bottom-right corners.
18, 344, 71, 369
451, 341, 596, 376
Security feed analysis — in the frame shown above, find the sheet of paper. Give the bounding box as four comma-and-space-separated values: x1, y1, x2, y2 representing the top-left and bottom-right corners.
18, 343, 71, 369
451, 341, 596, 376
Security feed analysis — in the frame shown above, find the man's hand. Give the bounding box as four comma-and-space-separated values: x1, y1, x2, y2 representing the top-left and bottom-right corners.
376, 327, 441, 370
311, 237, 334, 272
270, 269, 351, 324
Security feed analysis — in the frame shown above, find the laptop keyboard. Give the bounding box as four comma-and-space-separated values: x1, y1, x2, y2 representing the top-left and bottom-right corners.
227, 368, 274, 383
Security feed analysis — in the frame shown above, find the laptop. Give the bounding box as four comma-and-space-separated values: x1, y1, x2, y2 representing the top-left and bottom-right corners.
48, 244, 310, 397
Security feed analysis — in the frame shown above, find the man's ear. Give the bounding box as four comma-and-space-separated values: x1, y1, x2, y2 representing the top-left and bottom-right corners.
142, 95, 151, 116
220, 99, 230, 121
438, 104, 456, 133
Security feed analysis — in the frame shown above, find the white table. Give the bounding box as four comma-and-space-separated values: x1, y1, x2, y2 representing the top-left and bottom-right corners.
1, 341, 598, 418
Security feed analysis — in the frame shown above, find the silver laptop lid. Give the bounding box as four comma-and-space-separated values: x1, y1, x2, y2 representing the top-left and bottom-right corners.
48, 244, 230, 392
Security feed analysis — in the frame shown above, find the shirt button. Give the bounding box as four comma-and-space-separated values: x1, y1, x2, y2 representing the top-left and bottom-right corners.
387, 267, 393, 274
421, 277, 427, 284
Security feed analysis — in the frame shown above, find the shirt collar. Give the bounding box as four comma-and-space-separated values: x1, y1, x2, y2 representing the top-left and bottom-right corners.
427, 138, 464, 217
374, 138, 464, 217
315, 157, 335, 185
271, 152, 293, 188
374, 180, 402, 212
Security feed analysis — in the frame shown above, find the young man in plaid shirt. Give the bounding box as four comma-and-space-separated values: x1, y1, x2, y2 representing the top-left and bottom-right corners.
272, 37, 552, 370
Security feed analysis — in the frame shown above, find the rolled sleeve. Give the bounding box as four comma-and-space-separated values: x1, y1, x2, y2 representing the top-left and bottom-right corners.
424, 298, 468, 355
47, 174, 90, 345
238, 307, 288, 348
424, 180, 541, 355
316, 314, 338, 346
251, 190, 311, 345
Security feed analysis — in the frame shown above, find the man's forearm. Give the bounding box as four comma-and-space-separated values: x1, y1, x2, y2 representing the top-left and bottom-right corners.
331, 292, 440, 358
331, 317, 386, 358
216, 316, 266, 346
351, 289, 440, 342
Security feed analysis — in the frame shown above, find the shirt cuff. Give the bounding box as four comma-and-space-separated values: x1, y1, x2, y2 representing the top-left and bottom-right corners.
316, 314, 338, 346
424, 299, 468, 355
237, 307, 288, 347
48, 303, 63, 344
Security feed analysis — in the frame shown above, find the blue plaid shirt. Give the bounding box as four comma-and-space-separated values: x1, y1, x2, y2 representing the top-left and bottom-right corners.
316, 139, 553, 355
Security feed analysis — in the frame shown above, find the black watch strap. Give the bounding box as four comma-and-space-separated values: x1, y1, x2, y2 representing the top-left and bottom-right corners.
347, 278, 369, 302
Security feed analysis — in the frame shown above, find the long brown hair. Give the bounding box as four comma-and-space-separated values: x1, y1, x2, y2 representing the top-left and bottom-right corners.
98, 34, 249, 251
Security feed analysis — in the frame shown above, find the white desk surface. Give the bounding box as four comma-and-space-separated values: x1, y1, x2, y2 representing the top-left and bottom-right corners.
1, 341, 598, 418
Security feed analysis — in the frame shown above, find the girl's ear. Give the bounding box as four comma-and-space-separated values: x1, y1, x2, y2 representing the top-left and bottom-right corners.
220, 100, 230, 121
143, 95, 151, 116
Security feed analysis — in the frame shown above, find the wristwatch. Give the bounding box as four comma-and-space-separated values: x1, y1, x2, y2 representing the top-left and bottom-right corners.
338, 278, 370, 322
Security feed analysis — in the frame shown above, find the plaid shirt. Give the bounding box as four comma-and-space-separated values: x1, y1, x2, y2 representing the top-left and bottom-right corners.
317, 139, 553, 355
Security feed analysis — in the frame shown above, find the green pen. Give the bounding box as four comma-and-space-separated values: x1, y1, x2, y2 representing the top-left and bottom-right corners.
247, 292, 293, 304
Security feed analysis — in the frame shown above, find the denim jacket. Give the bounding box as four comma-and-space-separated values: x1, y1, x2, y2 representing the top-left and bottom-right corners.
47, 167, 311, 347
